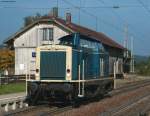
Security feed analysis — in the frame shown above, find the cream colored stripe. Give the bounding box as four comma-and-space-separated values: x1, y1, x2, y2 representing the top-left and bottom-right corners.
28, 77, 113, 83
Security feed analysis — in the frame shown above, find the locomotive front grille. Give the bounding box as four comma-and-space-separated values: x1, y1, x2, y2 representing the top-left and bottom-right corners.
40, 51, 66, 80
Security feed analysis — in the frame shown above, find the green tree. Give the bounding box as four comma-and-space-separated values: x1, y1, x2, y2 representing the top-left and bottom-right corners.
0, 49, 14, 73
24, 13, 42, 27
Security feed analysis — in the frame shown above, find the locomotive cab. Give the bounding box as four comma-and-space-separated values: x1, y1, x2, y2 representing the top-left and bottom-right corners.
27, 45, 76, 105
35, 45, 73, 81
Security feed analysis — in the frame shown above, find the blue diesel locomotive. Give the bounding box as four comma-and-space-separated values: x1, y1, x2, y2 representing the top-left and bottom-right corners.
26, 33, 114, 105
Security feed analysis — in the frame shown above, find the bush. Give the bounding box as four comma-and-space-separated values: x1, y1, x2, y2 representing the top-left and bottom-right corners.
135, 57, 150, 76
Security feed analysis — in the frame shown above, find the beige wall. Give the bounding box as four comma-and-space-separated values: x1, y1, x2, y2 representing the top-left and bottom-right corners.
15, 47, 36, 75
14, 24, 69, 47
14, 23, 69, 75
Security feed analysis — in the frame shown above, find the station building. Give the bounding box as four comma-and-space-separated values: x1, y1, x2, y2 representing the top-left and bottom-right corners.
4, 8, 130, 76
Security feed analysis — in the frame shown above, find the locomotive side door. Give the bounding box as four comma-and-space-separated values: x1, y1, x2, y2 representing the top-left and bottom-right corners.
100, 57, 104, 77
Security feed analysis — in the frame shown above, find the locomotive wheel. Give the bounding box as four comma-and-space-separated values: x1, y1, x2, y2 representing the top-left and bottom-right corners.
66, 93, 79, 108
71, 99, 80, 108
27, 83, 41, 106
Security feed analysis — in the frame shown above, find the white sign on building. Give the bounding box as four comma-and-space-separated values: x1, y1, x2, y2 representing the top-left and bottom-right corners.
19, 64, 25, 70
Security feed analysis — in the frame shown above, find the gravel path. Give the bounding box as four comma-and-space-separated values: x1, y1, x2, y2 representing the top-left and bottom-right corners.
0, 92, 25, 99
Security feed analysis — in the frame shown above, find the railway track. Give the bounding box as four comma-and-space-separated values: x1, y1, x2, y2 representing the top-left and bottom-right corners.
2, 79, 150, 116
110, 92, 150, 116
3, 105, 72, 116
36, 106, 72, 116
98, 80, 150, 116
110, 79, 150, 96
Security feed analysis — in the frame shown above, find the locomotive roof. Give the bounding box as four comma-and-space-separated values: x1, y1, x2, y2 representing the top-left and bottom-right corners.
4, 16, 124, 50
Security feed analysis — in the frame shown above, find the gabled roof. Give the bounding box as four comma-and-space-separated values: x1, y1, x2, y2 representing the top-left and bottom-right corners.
4, 16, 124, 50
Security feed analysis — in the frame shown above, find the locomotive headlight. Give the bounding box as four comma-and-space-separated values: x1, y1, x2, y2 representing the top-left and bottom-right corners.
35, 69, 39, 76
35, 69, 40, 80
36, 69, 39, 73
67, 69, 70, 76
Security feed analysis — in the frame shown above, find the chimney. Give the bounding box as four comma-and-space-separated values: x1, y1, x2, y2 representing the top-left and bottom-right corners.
50, 7, 58, 18
66, 13, 71, 24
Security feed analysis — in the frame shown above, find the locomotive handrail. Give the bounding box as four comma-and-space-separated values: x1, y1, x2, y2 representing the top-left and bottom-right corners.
78, 60, 85, 97
78, 64, 81, 97
82, 60, 85, 96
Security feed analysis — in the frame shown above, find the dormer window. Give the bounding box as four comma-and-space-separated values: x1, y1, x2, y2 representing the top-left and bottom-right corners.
42, 28, 53, 41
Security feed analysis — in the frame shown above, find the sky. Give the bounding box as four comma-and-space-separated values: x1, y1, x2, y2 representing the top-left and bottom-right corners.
0, 0, 150, 56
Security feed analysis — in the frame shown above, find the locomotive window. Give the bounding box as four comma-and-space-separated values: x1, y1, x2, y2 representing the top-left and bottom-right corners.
42, 28, 53, 41
59, 40, 72, 46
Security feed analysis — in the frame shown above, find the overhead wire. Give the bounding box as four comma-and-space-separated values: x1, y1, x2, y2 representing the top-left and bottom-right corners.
96, 0, 148, 43
96, 0, 149, 54
61, 0, 150, 42
0, 0, 16, 2
0, 5, 146, 9
0, 2, 126, 33
96, 0, 105, 4
61, 0, 98, 31
0, 1, 147, 40
0, 0, 149, 55
137, 0, 150, 15
61, 0, 130, 33
62, 0, 146, 54
0, 1, 149, 45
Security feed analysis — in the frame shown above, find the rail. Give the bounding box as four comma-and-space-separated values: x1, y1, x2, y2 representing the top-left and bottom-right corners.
2, 79, 150, 115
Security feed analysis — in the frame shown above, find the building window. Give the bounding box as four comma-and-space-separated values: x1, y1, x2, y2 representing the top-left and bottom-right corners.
42, 28, 53, 41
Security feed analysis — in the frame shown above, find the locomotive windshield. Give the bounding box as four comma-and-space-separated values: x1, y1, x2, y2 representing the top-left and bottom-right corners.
59, 35, 73, 46
59, 40, 73, 46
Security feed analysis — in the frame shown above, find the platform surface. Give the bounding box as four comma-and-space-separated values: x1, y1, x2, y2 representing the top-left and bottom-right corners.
0, 92, 26, 100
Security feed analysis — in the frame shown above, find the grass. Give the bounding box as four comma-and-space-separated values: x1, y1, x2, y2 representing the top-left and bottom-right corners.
0, 82, 26, 95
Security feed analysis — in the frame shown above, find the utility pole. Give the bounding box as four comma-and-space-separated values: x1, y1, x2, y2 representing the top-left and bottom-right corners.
130, 36, 134, 73
124, 24, 128, 58
95, 17, 98, 31
56, 0, 59, 8
123, 24, 129, 77
78, 0, 81, 25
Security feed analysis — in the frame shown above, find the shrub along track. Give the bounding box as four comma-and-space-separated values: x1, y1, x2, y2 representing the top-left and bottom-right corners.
2, 80, 150, 116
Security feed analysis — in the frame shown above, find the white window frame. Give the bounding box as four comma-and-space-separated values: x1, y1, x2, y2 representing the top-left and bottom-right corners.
42, 28, 53, 41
